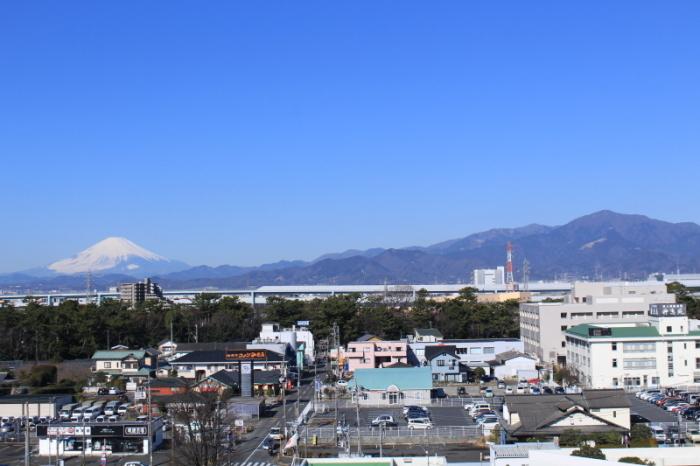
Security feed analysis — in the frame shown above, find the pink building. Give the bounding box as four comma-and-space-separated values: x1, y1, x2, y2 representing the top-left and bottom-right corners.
344, 340, 408, 372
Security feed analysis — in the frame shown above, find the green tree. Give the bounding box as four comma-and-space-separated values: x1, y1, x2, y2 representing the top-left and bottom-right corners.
619, 457, 654, 465
571, 445, 605, 460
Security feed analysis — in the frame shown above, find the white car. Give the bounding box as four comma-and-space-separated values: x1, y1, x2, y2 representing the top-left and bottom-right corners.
336, 380, 349, 388
505, 386, 514, 394
269, 427, 284, 440
407, 419, 433, 430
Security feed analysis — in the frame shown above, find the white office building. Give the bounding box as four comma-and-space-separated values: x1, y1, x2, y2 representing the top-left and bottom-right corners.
473, 267, 505, 286
256, 322, 315, 364
565, 303, 700, 390
520, 281, 675, 365
409, 338, 523, 368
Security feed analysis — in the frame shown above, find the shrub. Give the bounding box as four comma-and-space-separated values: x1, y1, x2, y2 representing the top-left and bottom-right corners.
619, 457, 654, 465
571, 445, 605, 460
23, 365, 58, 387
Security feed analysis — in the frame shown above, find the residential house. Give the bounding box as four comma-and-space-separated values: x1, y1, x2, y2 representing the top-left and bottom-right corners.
91, 349, 159, 378
193, 370, 240, 395
424, 345, 463, 382
488, 351, 538, 380
502, 389, 631, 440
344, 340, 408, 373
412, 328, 443, 343
350, 367, 433, 406
148, 377, 189, 396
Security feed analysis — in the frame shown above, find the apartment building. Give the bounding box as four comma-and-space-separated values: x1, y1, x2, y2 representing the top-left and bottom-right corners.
565, 303, 700, 389
520, 281, 674, 365
343, 340, 408, 372
256, 322, 315, 364
119, 278, 164, 306
409, 338, 523, 369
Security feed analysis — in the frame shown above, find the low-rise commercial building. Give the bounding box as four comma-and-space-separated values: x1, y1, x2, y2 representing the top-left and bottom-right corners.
169, 349, 288, 381
565, 303, 700, 389
350, 367, 433, 406
36, 419, 163, 456
0, 395, 72, 418
257, 322, 315, 365
520, 281, 675, 365
409, 338, 523, 369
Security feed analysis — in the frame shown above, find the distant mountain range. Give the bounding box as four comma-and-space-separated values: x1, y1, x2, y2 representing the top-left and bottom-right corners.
2, 210, 700, 292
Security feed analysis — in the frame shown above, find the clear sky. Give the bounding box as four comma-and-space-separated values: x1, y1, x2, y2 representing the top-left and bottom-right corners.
1, 1, 699, 272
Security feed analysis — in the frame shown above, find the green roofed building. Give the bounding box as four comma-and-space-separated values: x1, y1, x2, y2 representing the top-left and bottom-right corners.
565, 303, 700, 389
349, 367, 433, 406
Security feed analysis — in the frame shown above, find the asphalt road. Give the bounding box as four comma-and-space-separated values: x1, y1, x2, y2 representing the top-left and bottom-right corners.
337, 407, 473, 428
231, 366, 320, 465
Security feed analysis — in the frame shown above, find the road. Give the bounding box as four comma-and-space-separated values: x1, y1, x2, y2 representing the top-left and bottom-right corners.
232, 366, 320, 465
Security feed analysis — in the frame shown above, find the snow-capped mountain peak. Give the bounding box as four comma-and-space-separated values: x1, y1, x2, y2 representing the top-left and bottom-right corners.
48, 237, 187, 276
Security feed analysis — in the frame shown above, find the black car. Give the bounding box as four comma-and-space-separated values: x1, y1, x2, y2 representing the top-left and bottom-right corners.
554, 387, 565, 394
542, 387, 554, 395
457, 387, 467, 396
630, 413, 650, 424
480, 376, 496, 384
431, 388, 448, 399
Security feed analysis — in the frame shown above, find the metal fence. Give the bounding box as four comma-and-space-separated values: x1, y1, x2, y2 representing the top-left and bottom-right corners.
299, 425, 484, 444
322, 396, 504, 411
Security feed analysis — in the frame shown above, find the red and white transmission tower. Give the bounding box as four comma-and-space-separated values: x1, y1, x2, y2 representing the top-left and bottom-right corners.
505, 242, 514, 290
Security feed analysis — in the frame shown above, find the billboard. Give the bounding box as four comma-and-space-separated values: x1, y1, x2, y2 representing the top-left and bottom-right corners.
649, 303, 686, 317
224, 350, 267, 360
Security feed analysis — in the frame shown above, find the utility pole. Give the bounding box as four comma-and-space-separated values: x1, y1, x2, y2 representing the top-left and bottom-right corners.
148, 375, 153, 466
24, 402, 29, 466
353, 379, 362, 455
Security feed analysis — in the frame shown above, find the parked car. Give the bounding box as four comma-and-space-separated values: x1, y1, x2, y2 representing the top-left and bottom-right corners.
371, 415, 397, 428
530, 387, 541, 395
630, 413, 650, 424
95, 415, 106, 423
123, 462, 149, 466
686, 429, 700, 443
431, 388, 448, 399
505, 386, 514, 394
650, 425, 667, 443
484, 388, 494, 398
0, 423, 14, 433
108, 388, 123, 395
554, 386, 565, 395
472, 408, 494, 419
477, 416, 499, 427
336, 380, 349, 388
542, 386, 554, 395
497, 381, 506, 389
403, 405, 428, 415
405, 407, 431, 419
457, 387, 467, 396
407, 418, 433, 430
516, 385, 526, 394
262, 436, 277, 450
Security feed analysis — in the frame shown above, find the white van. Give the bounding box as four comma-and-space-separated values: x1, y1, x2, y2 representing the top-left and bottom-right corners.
104, 401, 119, 416
650, 425, 666, 443
117, 403, 130, 415
70, 408, 85, 421
83, 406, 102, 420
468, 402, 491, 416
59, 403, 79, 420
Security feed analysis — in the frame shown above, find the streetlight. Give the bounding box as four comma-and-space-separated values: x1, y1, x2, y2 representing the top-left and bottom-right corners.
353, 379, 363, 455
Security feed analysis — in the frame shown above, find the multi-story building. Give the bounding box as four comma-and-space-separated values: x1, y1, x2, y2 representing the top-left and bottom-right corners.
256, 322, 315, 365
409, 338, 523, 369
119, 278, 164, 306
473, 267, 505, 287
343, 340, 408, 372
565, 303, 700, 389
520, 281, 675, 365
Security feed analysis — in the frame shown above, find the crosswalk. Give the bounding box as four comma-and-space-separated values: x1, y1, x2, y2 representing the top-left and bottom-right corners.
230, 462, 275, 466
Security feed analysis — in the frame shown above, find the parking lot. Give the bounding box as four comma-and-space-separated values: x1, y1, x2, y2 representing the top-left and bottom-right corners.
627, 394, 676, 423
337, 406, 474, 428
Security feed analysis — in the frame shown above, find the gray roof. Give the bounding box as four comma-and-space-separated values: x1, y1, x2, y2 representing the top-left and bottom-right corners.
175, 342, 247, 352
414, 328, 443, 338
356, 334, 381, 342
504, 390, 630, 437
425, 345, 457, 361
488, 350, 536, 366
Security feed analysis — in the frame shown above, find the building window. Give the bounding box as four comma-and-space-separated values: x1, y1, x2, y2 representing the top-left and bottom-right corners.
696, 341, 700, 349
104, 362, 111, 369
695, 358, 700, 370
483, 347, 495, 354
561, 326, 567, 331
612, 359, 617, 368
613, 411, 617, 418
561, 341, 566, 348
667, 326, 672, 333
561, 313, 567, 318
612, 342, 617, 351
437, 360, 445, 367
612, 378, 619, 387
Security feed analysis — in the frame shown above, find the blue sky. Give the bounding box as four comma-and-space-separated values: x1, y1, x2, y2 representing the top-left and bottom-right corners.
1, 1, 699, 272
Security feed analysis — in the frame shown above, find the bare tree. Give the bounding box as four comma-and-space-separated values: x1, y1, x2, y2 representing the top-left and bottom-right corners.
168, 392, 235, 466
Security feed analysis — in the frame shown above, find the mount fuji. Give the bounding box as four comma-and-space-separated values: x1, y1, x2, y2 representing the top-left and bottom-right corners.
44, 237, 189, 277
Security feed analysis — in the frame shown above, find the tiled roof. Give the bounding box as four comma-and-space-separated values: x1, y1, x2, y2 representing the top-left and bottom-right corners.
425, 345, 457, 361
415, 328, 443, 338
92, 350, 147, 360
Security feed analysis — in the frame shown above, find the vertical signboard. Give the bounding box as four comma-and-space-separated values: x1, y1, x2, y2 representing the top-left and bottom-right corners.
240, 362, 253, 397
